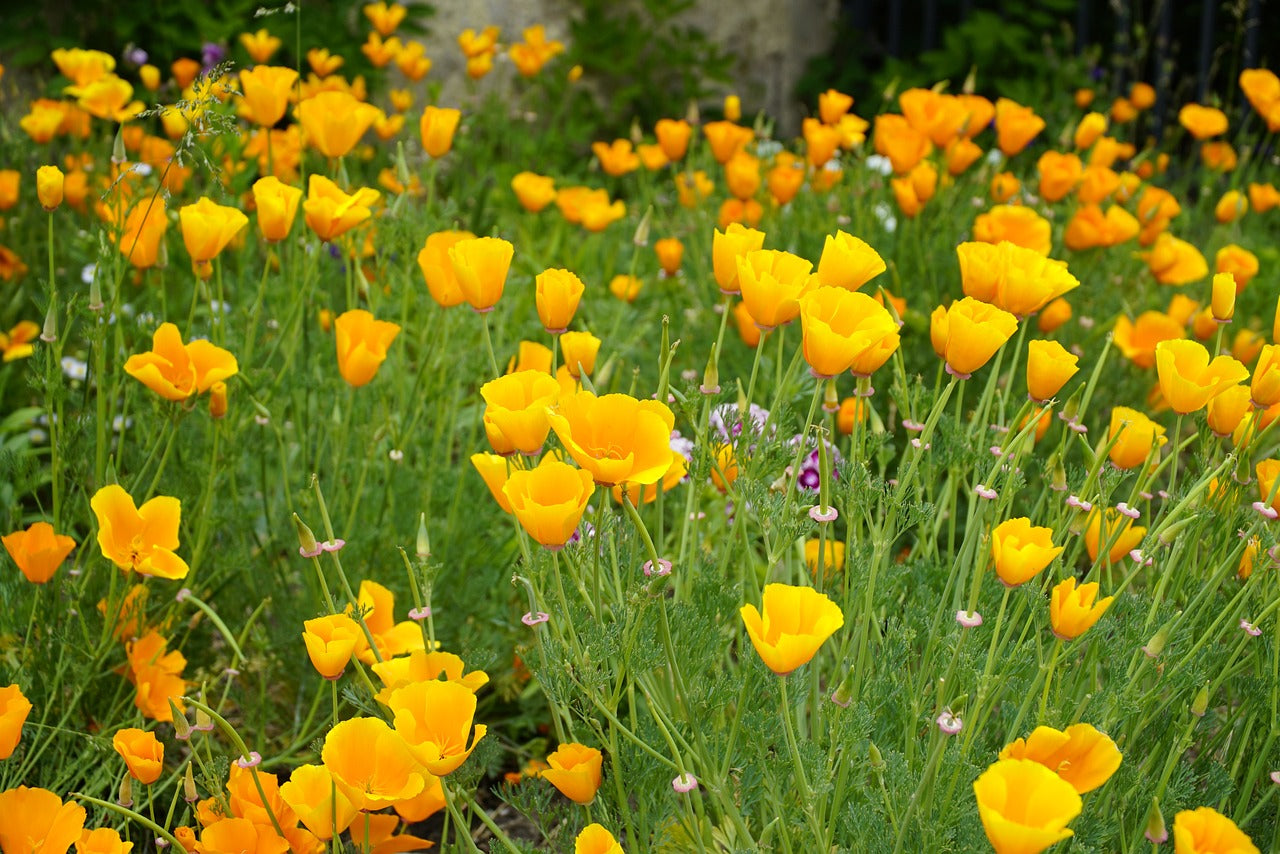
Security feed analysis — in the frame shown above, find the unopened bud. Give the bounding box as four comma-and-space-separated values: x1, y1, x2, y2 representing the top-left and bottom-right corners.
1157, 513, 1198, 547
1211, 272, 1235, 323
395, 140, 411, 190
700, 344, 720, 395
830, 667, 855, 708
416, 512, 430, 559
1191, 683, 1210, 717
1144, 797, 1167, 843
869, 741, 885, 770
1060, 384, 1084, 426
633, 206, 652, 247
112, 127, 127, 164
88, 269, 104, 311
195, 706, 214, 732
117, 774, 133, 808
209, 381, 228, 420
685, 99, 700, 127
183, 763, 199, 803
293, 513, 319, 557
1142, 619, 1174, 658
169, 700, 192, 740
629, 116, 643, 146
41, 299, 57, 343
1049, 450, 1067, 492
823, 379, 839, 413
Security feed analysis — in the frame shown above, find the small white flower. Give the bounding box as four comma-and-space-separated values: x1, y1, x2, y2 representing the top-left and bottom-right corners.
865, 154, 894, 176
61, 356, 88, 381
81, 263, 97, 285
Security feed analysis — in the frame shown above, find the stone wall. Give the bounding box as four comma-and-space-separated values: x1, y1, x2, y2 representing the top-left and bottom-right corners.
409, 0, 839, 133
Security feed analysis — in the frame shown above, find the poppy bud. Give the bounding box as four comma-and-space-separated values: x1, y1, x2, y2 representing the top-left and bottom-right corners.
1211, 272, 1236, 322
184, 762, 199, 803
37, 165, 64, 211
869, 741, 885, 770
1142, 622, 1173, 658
293, 513, 320, 557
416, 512, 431, 559
209, 381, 227, 420
701, 343, 720, 394
117, 773, 133, 808
169, 700, 192, 739
1191, 683, 1209, 717
1144, 797, 1167, 844
112, 125, 126, 164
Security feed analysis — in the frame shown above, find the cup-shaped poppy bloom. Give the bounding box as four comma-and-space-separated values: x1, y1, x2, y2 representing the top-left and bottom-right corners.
481, 371, 561, 455
815, 230, 886, 291
560, 331, 601, 379
251, 176, 303, 243
279, 763, 358, 841
240, 28, 282, 63
0, 786, 86, 854
548, 391, 675, 487
931, 297, 1019, 379
238, 66, 298, 127
0, 685, 32, 760
740, 583, 844, 675
91, 485, 188, 580
1208, 384, 1252, 437
1249, 344, 1280, 409
76, 827, 133, 854
296, 91, 380, 158
994, 98, 1046, 155
302, 614, 364, 680
575, 824, 624, 854
364, 0, 407, 35
36, 165, 64, 211
990, 518, 1063, 587
535, 268, 585, 333
873, 113, 932, 173
1036, 151, 1083, 202
179, 197, 248, 271
2, 521, 75, 584
303, 175, 380, 243
1000, 723, 1122, 794
1178, 103, 1229, 139
1050, 577, 1115, 640
608, 274, 643, 303
420, 106, 461, 158
416, 230, 477, 308
1143, 233, 1209, 286
973, 206, 1051, 257
503, 459, 594, 549
1155, 339, 1249, 415
386, 679, 487, 776
1026, 340, 1079, 403
702, 120, 753, 163
322, 717, 425, 811
472, 453, 515, 513
973, 758, 1082, 854
1108, 407, 1167, 470
540, 743, 603, 805
654, 237, 684, 277
117, 195, 169, 269
737, 249, 818, 331
123, 323, 238, 402
112, 728, 163, 785
371, 650, 490, 704
334, 309, 400, 388
712, 223, 766, 294
956, 242, 1079, 320
1173, 806, 1260, 854
655, 118, 692, 161
511, 172, 556, 213
1084, 509, 1146, 566
798, 287, 899, 379
1215, 244, 1258, 292
449, 236, 514, 313
1113, 311, 1185, 369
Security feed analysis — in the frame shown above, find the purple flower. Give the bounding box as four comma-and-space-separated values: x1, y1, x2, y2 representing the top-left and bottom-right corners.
202, 42, 227, 70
